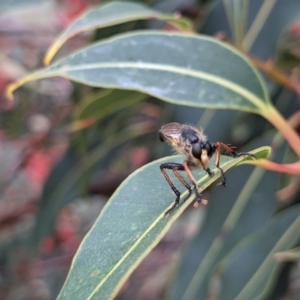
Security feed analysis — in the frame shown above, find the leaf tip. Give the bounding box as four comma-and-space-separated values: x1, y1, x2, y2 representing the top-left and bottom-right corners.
43, 39, 63, 66
5, 83, 17, 101
43, 51, 53, 66
251, 146, 272, 160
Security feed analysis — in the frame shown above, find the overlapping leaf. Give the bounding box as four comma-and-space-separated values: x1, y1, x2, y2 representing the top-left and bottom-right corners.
35, 125, 149, 244
218, 205, 300, 300
167, 131, 294, 300
7, 31, 270, 114
223, 0, 249, 47
44, 1, 193, 65
74, 89, 146, 121
57, 146, 270, 300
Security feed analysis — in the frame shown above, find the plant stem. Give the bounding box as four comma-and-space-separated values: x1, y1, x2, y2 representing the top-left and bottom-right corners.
250, 57, 300, 96
245, 159, 300, 175
262, 106, 300, 157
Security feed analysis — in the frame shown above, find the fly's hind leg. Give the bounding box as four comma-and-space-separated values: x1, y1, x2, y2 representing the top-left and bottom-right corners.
182, 160, 205, 207
160, 163, 192, 216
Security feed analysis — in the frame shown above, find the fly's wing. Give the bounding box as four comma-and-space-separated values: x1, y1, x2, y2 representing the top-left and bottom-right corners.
159, 122, 183, 144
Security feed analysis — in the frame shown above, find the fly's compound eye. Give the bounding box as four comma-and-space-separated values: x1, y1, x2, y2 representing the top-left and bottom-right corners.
204, 142, 213, 156
192, 142, 202, 158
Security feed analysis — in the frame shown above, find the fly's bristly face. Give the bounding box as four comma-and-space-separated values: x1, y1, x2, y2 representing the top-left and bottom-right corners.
159, 122, 207, 166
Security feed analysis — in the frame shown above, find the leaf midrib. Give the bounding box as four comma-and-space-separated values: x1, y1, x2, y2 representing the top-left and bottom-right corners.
48, 62, 265, 110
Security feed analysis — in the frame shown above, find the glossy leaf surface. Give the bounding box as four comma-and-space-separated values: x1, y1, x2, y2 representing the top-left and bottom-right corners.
167, 132, 291, 300
202, 0, 300, 57
74, 89, 146, 121
44, 1, 192, 64
35, 126, 148, 244
8, 31, 270, 114
57, 146, 270, 300
219, 205, 300, 300
223, 0, 249, 47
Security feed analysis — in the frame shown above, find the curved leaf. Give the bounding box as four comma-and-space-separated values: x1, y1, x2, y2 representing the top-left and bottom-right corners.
57, 146, 270, 300
74, 89, 146, 121
223, 0, 249, 47
44, 1, 193, 65
202, 1, 300, 57
167, 132, 281, 300
7, 31, 270, 113
218, 205, 300, 300
35, 125, 149, 244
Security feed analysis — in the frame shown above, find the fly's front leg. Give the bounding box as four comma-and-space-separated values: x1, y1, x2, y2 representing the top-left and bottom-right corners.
216, 166, 226, 187
230, 150, 256, 159
218, 142, 256, 161
160, 163, 192, 216
203, 167, 214, 177
213, 142, 227, 187
213, 142, 256, 187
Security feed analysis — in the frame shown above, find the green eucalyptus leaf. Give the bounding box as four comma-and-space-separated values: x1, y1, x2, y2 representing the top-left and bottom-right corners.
74, 89, 147, 121
218, 205, 300, 300
8, 31, 270, 114
223, 0, 249, 47
203, 1, 300, 57
44, 1, 192, 64
167, 132, 280, 300
35, 126, 147, 244
57, 146, 270, 300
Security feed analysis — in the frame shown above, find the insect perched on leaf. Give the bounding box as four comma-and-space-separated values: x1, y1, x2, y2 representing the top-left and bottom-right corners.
159, 122, 255, 216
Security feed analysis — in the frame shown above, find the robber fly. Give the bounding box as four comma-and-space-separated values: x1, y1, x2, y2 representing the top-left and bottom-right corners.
159, 122, 255, 216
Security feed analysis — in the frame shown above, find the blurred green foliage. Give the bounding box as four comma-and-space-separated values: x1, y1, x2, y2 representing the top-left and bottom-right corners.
1, 0, 300, 299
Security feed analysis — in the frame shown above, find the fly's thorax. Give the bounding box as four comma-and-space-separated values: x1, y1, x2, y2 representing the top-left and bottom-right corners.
180, 124, 207, 145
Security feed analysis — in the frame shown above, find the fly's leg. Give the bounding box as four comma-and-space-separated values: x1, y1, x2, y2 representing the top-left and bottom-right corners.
211, 142, 226, 187
160, 163, 192, 216
231, 151, 256, 159
203, 167, 214, 177
213, 142, 255, 187
182, 160, 205, 206
172, 168, 193, 203
216, 166, 226, 187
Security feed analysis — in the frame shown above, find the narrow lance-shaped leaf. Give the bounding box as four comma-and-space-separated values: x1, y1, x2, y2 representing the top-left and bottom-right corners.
7, 31, 270, 114
44, 1, 193, 65
57, 146, 270, 300
168, 131, 279, 300
217, 205, 300, 300
74, 89, 147, 121
223, 0, 249, 47
35, 125, 150, 244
